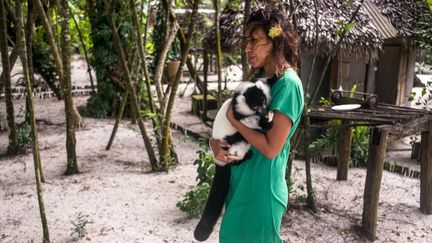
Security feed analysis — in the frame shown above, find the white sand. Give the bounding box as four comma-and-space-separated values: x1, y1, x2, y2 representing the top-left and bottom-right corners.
1, 96, 432, 243
1, 55, 432, 242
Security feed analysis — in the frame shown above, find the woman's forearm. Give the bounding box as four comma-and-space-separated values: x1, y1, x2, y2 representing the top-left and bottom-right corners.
229, 118, 276, 159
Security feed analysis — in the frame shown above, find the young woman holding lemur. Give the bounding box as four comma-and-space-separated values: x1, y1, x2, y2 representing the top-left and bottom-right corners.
208, 8, 304, 243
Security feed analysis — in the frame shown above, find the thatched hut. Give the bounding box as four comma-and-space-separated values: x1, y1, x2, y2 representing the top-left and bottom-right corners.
204, 0, 431, 106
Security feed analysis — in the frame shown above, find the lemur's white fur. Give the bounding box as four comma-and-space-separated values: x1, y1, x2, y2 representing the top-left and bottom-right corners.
211, 80, 271, 166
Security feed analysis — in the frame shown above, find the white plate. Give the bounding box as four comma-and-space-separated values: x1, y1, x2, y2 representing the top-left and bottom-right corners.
331, 104, 361, 111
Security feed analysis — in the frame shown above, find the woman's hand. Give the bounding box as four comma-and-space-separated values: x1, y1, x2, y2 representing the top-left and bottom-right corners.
226, 104, 235, 123
209, 138, 236, 164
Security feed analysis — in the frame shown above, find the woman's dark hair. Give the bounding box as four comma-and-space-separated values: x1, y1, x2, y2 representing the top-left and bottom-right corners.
246, 8, 299, 76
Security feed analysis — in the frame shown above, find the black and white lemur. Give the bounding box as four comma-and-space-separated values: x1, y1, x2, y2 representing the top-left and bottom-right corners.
194, 79, 273, 241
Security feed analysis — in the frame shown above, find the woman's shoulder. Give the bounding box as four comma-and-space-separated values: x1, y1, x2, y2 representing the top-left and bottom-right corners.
273, 68, 303, 91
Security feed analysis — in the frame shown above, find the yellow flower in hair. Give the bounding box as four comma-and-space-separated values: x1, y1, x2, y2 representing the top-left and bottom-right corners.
268, 25, 283, 39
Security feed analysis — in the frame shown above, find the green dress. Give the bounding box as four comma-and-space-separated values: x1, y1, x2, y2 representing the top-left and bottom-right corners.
219, 69, 304, 243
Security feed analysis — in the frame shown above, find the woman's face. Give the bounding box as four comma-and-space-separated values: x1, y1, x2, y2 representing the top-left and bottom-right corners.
245, 27, 273, 68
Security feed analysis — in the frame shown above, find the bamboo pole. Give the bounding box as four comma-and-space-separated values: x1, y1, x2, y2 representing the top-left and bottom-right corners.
362, 126, 389, 241
420, 120, 432, 214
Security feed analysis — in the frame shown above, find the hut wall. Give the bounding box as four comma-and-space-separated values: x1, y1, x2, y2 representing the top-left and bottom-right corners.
336, 54, 367, 92
299, 53, 331, 105
395, 47, 416, 106
374, 46, 400, 104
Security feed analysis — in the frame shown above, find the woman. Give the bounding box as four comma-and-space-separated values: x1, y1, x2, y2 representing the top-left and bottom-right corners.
209, 9, 304, 243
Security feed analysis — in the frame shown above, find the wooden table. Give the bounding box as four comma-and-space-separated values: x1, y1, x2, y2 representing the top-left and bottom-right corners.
307, 103, 432, 240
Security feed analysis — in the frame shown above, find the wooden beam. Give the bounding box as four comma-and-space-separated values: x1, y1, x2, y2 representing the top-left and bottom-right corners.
337, 121, 352, 180
420, 120, 432, 214
362, 126, 389, 241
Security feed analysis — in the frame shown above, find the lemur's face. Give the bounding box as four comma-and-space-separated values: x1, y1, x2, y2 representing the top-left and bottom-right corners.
243, 86, 268, 116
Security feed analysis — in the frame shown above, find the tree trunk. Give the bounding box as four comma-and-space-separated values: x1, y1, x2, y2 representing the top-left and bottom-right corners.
105, 0, 158, 170
154, 20, 179, 110
0, 0, 19, 154
303, 113, 317, 212
0, 46, 19, 95
213, 0, 223, 108
25, 0, 44, 182
241, 0, 251, 80
106, 91, 128, 151
34, 0, 84, 129
60, 0, 79, 175
130, 0, 162, 152
16, 0, 50, 241
69, 7, 96, 94
160, 0, 199, 171
162, 0, 204, 93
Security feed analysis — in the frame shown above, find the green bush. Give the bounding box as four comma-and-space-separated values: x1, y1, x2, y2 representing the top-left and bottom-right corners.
17, 122, 32, 148
177, 139, 215, 217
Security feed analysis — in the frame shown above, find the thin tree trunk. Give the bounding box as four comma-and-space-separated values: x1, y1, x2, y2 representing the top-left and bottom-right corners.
0, 46, 19, 95
34, 0, 84, 128
303, 114, 316, 212
162, 0, 204, 93
105, 0, 158, 170
25, 0, 44, 182
213, 0, 223, 108
69, 6, 96, 94
106, 91, 128, 150
154, 20, 179, 110
24, 0, 35, 124
305, 0, 319, 97
16, 0, 50, 241
161, 0, 199, 171
0, 0, 19, 154
60, 0, 79, 175
242, 0, 251, 80
130, 0, 162, 151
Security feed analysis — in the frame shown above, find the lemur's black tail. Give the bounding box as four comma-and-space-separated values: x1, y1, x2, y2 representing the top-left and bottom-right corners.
194, 165, 231, 241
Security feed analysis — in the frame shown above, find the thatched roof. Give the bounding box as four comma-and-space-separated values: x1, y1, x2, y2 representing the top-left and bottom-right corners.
204, 0, 430, 61
292, 0, 383, 61
372, 0, 431, 43
202, 8, 243, 53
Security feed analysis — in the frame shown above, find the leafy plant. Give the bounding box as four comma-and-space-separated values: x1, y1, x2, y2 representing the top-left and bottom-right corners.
70, 212, 93, 238
409, 78, 432, 110
17, 122, 32, 147
177, 139, 215, 217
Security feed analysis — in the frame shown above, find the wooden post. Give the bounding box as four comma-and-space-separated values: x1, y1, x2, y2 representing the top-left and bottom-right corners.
337, 121, 352, 180
362, 126, 389, 241
420, 120, 432, 214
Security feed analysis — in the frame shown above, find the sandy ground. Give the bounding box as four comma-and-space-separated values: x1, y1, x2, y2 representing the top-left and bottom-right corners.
1, 56, 432, 242
1, 95, 432, 243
